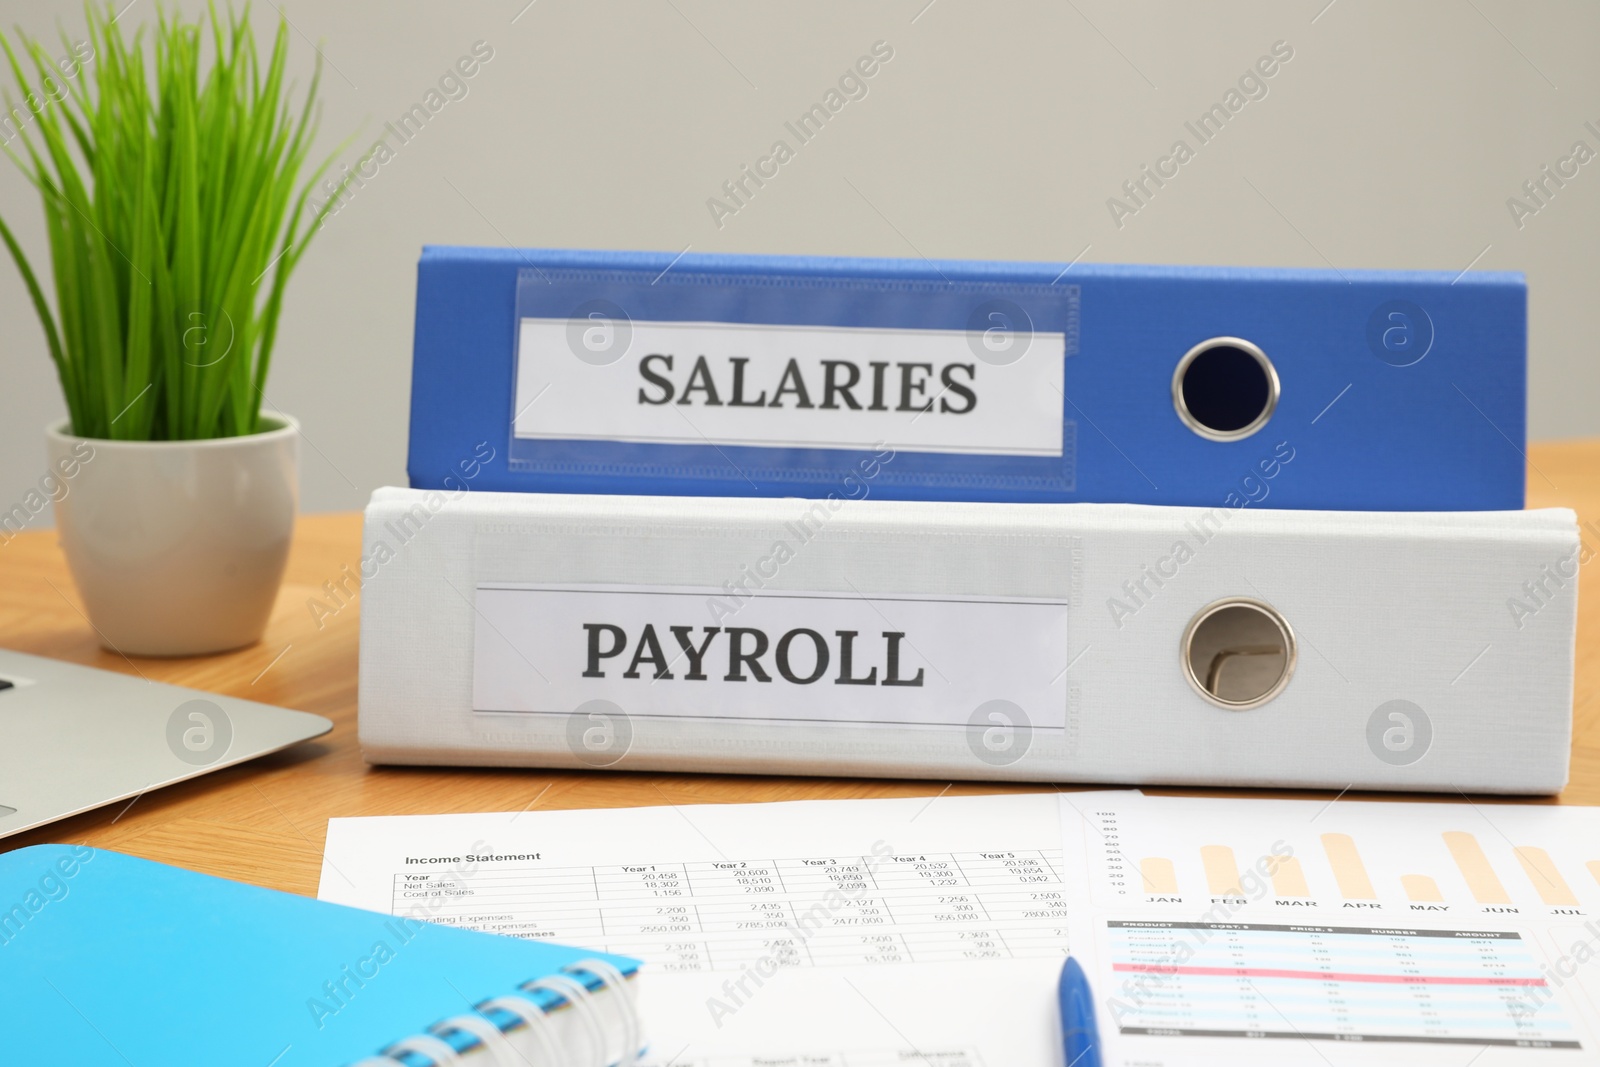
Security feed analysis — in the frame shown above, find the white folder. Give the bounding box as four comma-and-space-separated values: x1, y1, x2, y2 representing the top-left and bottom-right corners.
357, 487, 1577, 793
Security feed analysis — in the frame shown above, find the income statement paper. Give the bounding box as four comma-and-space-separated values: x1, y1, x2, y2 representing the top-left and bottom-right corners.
319, 793, 1071, 1066
1061, 790, 1600, 1066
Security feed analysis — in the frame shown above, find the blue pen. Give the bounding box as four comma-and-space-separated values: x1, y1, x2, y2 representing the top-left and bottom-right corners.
1059, 955, 1104, 1067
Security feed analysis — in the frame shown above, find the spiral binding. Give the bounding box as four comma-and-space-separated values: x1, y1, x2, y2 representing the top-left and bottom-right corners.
348, 959, 641, 1067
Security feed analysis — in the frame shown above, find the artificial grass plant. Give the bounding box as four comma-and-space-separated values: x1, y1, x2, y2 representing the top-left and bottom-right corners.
0, 2, 351, 440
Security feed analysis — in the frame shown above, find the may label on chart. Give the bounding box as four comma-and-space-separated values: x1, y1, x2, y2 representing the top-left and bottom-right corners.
471, 582, 1069, 727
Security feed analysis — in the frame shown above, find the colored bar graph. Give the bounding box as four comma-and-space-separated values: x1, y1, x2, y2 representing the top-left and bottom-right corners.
1139, 857, 1177, 895
1321, 833, 1376, 899
1269, 856, 1309, 897
1402, 874, 1444, 902
1085, 794, 1600, 1050
1514, 847, 1578, 906
1443, 832, 1511, 904
1201, 845, 1243, 897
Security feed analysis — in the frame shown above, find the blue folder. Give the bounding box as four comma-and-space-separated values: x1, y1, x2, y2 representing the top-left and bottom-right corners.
409, 246, 1525, 510
0, 844, 640, 1066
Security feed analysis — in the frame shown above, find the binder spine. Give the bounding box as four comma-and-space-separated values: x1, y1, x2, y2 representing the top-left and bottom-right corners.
409, 245, 1528, 510
360, 488, 1577, 793
349, 959, 640, 1067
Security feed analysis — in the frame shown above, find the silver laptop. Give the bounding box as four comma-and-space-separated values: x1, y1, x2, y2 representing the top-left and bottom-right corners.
0, 648, 332, 840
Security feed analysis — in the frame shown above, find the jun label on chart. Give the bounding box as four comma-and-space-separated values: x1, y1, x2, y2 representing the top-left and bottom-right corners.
511, 318, 1066, 457
471, 583, 1069, 727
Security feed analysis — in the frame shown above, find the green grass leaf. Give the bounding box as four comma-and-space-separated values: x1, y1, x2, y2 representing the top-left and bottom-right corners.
0, 1, 347, 440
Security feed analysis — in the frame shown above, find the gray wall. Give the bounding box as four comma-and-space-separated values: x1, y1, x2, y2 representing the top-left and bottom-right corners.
2, 0, 1597, 522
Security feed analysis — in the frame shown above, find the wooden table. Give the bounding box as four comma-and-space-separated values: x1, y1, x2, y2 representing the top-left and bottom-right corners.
3, 441, 1596, 896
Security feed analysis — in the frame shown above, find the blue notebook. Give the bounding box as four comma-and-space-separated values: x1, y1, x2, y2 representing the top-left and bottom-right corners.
408, 246, 1525, 511
0, 844, 642, 1066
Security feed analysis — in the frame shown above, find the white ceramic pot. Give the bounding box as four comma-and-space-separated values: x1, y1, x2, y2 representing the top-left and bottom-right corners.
45, 415, 299, 657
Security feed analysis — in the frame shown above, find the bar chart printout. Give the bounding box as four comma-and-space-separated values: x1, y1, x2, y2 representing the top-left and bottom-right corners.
1105, 922, 1576, 1047
1073, 792, 1600, 913
1064, 792, 1600, 1057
